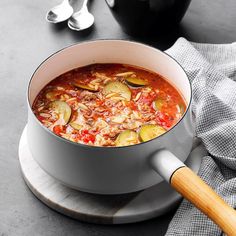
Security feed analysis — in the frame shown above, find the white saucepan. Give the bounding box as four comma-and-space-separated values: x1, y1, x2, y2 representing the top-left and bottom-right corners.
27, 40, 236, 234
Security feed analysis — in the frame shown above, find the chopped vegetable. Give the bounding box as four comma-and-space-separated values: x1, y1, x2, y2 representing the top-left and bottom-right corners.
49, 101, 71, 124
70, 122, 82, 130
80, 130, 95, 144
103, 81, 131, 101
153, 99, 164, 111
46, 90, 62, 101
53, 125, 65, 136
74, 82, 98, 91
177, 103, 185, 115
126, 77, 148, 87
116, 71, 134, 77
139, 124, 166, 142
115, 130, 139, 146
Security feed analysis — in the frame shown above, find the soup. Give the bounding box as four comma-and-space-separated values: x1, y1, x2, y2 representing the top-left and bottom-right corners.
32, 63, 186, 147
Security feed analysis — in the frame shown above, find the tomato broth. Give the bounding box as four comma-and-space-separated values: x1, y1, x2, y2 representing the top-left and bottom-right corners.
32, 63, 186, 147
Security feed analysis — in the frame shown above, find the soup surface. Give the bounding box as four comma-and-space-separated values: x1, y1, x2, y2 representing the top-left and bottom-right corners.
32, 64, 186, 147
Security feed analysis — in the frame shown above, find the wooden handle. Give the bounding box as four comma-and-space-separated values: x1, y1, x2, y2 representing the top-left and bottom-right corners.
171, 166, 236, 236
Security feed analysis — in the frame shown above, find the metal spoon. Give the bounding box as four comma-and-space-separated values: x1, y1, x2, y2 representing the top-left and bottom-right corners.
68, 0, 94, 31
46, 0, 73, 23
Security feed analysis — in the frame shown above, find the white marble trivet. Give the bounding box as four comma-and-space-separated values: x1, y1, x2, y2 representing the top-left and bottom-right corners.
18, 126, 206, 224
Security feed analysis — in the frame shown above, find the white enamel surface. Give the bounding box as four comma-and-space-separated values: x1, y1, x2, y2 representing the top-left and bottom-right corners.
27, 40, 193, 194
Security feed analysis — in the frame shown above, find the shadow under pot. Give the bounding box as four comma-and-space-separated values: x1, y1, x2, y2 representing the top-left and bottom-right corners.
105, 0, 192, 36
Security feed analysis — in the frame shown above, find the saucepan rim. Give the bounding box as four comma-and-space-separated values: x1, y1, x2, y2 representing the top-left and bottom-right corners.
27, 39, 192, 150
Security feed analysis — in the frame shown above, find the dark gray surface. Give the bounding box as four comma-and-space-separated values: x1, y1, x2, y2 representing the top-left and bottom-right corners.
0, 0, 236, 235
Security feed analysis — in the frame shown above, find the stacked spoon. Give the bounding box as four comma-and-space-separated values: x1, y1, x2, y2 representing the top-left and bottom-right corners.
46, 0, 94, 31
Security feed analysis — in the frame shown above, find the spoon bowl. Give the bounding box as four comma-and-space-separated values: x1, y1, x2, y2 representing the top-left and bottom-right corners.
68, 10, 94, 31
46, 0, 74, 23
68, 0, 94, 31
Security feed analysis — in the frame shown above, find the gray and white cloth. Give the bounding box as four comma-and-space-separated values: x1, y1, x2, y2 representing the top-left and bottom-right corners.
165, 38, 236, 235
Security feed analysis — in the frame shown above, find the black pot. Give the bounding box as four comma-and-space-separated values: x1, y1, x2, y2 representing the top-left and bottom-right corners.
105, 0, 192, 36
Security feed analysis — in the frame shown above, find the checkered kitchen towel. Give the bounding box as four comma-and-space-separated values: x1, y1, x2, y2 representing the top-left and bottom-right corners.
165, 38, 236, 235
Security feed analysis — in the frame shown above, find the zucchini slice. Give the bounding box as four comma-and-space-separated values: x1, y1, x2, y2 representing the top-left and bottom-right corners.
69, 122, 82, 130
115, 130, 139, 146
153, 99, 164, 111
74, 82, 98, 92
126, 77, 148, 87
46, 90, 62, 101
139, 124, 166, 142
103, 81, 131, 101
177, 103, 185, 115
49, 100, 71, 124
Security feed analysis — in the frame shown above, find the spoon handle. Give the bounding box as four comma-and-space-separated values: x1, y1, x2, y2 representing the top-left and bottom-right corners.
81, 0, 89, 10
62, 0, 71, 5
